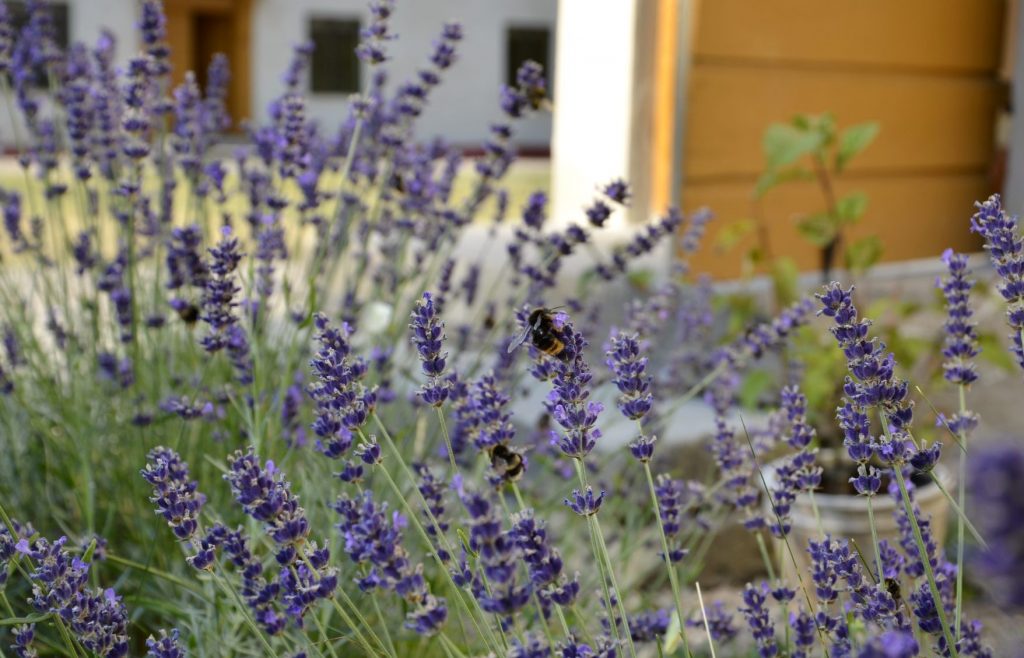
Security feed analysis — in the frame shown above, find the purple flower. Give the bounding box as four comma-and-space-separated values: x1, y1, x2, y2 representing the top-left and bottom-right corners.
333, 489, 447, 633
224, 449, 311, 559
938, 249, 980, 385
430, 21, 462, 70
18, 535, 130, 656
629, 434, 657, 462
606, 331, 654, 421
891, 475, 939, 579
12, 624, 36, 658
511, 508, 579, 609
544, 317, 604, 459
199, 229, 242, 346
522, 191, 547, 230
500, 60, 547, 118
121, 55, 158, 159
654, 474, 691, 563
790, 610, 816, 658
564, 486, 605, 516
357, 1, 395, 65
201, 524, 286, 634
809, 538, 840, 603
510, 634, 550, 658
857, 630, 919, 658
687, 600, 738, 642
740, 582, 778, 658
0, 3, 13, 77
138, 0, 170, 74
458, 483, 532, 617
415, 464, 450, 540
970, 194, 1024, 370
410, 292, 451, 406
968, 442, 1024, 607
308, 314, 377, 447
172, 72, 204, 177
818, 283, 914, 466
204, 53, 232, 134
145, 629, 185, 658
586, 200, 612, 228
628, 608, 670, 642
141, 447, 206, 543
597, 208, 686, 280
602, 178, 631, 205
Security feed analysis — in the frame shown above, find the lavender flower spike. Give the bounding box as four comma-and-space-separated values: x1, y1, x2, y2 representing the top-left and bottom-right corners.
818, 283, 914, 466
410, 292, 450, 406
969, 194, 1024, 370
939, 249, 979, 386
545, 314, 603, 459
606, 331, 653, 422
146, 629, 185, 658
141, 447, 206, 544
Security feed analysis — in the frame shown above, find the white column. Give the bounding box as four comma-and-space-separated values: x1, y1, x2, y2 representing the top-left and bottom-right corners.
550, 0, 639, 229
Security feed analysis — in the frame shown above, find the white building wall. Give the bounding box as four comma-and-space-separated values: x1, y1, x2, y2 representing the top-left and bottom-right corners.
0, 0, 137, 146
70, 0, 137, 68
0, 1, 555, 150
251, 0, 557, 148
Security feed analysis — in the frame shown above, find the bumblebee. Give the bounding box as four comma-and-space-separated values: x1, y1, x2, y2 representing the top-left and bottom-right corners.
884, 577, 901, 602
176, 302, 200, 326
488, 443, 525, 482
507, 307, 567, 360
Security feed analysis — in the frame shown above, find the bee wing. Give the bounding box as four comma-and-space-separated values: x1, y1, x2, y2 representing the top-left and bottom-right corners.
506, 325, 532, 353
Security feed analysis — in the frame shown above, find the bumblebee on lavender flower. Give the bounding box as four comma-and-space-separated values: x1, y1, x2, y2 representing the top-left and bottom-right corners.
507, 307, 568, 360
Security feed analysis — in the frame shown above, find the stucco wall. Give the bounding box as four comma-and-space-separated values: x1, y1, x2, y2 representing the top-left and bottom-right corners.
251, 0, 556, 148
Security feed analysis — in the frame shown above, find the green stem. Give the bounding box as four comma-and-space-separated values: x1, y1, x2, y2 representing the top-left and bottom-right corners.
435, 406, 457, 470
102, 553, 206, 596
754, 532, 777, 582
954, 385, 968, 641
891, 467, 959, 657
211, 570, 277, 657
866, 494, 884, 579
372, 420, 503, 655
573, 460, 637, 658
372, 595, 397, 657
642, 461, 693, 658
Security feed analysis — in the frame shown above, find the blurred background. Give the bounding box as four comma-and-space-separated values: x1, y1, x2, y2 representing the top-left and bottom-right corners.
4, 0, 1017, 281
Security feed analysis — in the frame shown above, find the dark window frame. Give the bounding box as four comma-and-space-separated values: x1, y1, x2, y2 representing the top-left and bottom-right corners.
308, 15, 362, 96
505, 24, 552, 92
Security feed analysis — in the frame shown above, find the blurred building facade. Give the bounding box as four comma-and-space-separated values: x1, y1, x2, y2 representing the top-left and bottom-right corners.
14, 0, 556, 150
553, 0, 1010, 279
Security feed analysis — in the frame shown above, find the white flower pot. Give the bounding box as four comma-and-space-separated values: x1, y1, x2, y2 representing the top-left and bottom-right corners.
762, 450, 953, 582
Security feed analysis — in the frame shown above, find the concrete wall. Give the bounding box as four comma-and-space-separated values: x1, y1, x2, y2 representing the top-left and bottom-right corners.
251, 0, 556, 148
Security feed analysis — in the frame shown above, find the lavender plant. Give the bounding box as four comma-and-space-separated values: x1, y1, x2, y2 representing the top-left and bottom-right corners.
0, 0, 1011, 656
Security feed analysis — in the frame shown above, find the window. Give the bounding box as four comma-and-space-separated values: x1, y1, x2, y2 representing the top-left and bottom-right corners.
506, 26, 551, 89
309, 18, 361, 94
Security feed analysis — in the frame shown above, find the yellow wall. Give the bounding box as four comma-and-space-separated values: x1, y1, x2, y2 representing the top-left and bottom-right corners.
655, 0, 1006, 279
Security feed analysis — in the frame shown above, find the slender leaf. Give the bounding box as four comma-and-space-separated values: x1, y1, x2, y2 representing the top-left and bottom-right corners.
763, 123, 825, 170
836, 122, 880, 172
836, 191, 869, 224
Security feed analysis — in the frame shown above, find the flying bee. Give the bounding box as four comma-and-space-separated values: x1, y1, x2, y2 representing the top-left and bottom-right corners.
175, 302, 200, 326
487, 443, 526, 482
884, 577, 901, 602
507, 307, 567, 360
